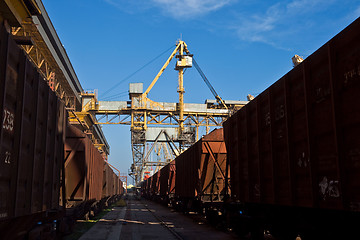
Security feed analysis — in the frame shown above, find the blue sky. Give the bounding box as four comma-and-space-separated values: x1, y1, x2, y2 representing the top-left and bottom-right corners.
43, 0, 359, 184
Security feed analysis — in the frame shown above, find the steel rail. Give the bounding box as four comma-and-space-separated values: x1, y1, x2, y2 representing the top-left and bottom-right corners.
141, 201, 184, 240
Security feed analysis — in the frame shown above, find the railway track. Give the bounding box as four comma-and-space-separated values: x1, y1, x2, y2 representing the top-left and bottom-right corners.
120, 194, 236, 240
142, 201, 184, 240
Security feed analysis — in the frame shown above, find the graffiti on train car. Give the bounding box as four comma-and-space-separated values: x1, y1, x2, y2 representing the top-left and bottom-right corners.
2, 108, 14, 134
4, 151, 10, 164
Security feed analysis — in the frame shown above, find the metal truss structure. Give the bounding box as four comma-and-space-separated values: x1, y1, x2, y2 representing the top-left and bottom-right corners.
11, 18, 82, 111
70, 40, 248, 185
3, 0, 110, 155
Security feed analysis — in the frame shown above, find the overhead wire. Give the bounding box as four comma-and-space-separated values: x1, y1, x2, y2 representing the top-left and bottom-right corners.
192, 58, 219, 98
101, 45, 175, 98
102, 90, 129, 101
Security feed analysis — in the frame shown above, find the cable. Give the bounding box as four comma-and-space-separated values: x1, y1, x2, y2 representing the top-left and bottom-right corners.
192, 58, 218, 98
101, 45, 175, 98
102, 91, 129, 100
103, 95, 128, 101
103, 93, 129, 101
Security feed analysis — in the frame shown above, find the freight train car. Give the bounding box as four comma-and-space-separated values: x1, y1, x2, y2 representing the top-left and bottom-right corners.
174, 128, 227, 213
0, 24, 67, 239
140, 129, 228, 222
64, 124, 123, 221
63, 124, 105, 221
159, 160, 176, 205
223, 16, 360, 239
142, 176, 152, 199
64, 124, 104, 204
141, 129, 227, 212
103, 162, 124, 201
0, 23, 124, 239
150, 170, 161, 200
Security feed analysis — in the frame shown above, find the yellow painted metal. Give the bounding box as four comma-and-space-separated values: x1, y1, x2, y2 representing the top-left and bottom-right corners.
1, 1, 109, 156
81, 92, 99, 111
142, 43, 181, 98
68, 40, 246, 184
68, 40, 247, 185
3, 0, 39, 26
126, 39, 193, 140
137, 40, 190, 140
68, 111, 96, 130
11, 18, 80, 110
178, 42, 185, 135
216, 95, 228, 110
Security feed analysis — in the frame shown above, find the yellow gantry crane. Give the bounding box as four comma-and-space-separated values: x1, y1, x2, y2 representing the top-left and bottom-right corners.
69, 40, 248, 185
1, 1, 245, 184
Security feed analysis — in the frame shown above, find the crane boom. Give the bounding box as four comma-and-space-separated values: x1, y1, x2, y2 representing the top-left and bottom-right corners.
192, 58, 228, 109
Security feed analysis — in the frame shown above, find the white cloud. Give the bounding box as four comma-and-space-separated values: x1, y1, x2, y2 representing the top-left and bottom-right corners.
286, 0, 331, 12
231, 0, 337, 48
231, 4, 281, 45
151, 0, 232, 19
104, 0, 232, 19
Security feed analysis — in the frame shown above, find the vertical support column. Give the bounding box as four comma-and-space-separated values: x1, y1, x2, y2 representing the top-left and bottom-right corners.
196, 124, 199, 141
206, 118, 210, 134
178, 42, 185, 142
143, 111, 147, 130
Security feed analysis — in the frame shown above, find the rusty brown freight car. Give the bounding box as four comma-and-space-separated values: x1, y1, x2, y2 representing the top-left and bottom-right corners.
175, 128, 227, 212
142, 177, 149, 198
102, 162, 123, 198
159, 160, 176, 204
64, 124, 104, 207
103, 163, 113, 197
151, 170, 161, 199
0, 24, 67, 239
223, 16, 360, 239
145, 176, 152, 199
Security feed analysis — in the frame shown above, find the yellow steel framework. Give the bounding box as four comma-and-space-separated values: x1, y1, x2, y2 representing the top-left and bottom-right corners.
11, 20, 78, 110
1, 0, 109, 155
1, 0, 79, 109
69, 40, 247, 185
